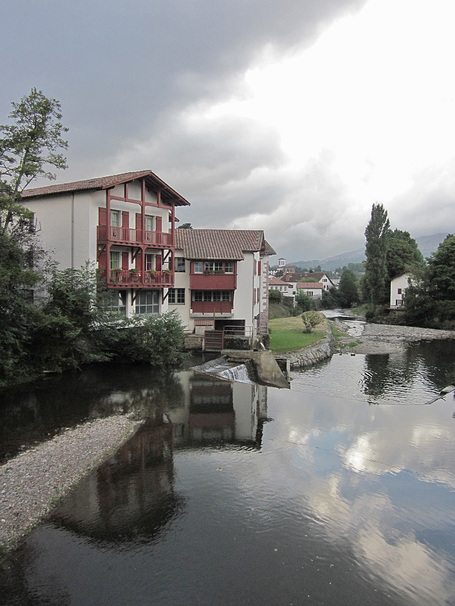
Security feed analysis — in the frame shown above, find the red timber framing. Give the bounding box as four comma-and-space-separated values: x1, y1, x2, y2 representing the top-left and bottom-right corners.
97, 174, 181, 291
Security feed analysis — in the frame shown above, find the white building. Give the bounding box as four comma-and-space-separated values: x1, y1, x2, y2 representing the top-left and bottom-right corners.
296, 282, 324, 299
171, 229, 275, 339
22, 170, 190, 317
268, 276, 297, 304
390, 273, 411, 309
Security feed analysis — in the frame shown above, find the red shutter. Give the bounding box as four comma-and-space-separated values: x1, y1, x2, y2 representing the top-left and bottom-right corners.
156, 255, 162, 271
122, 252, 129, 271
156, 216, 162, 232
99, 207, 107, 225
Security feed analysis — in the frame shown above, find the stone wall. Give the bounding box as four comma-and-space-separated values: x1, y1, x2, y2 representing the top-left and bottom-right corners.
275, 321, 335, 369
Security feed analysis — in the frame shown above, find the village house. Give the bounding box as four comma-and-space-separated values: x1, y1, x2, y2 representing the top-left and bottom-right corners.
268, 276, 296, 304
171, 229, 275, 342
296, 281, 324, 299
22, 171, 275, 348
284, 271, 334, 291
390, 272, 411, 309
22, 170, 190, 317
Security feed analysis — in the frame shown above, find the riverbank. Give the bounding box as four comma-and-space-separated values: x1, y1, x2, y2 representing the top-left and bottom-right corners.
334, 314, 455, 355
0, 415, 142, 552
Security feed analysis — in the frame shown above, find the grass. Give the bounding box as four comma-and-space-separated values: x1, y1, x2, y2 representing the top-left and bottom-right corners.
269, 316, 326, 353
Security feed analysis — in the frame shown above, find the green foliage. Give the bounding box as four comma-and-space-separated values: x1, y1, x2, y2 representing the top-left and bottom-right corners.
301, 310, 324, 333
386, 229, 424, 280
113, 312, 186, 368
336, 270, 360, 307
320, 288, 338, 309
427, 235, 455, 301
363, 203, 390, 305
268, 288, 282, 303
295, 291, 315, 312
0, 88, 68, 203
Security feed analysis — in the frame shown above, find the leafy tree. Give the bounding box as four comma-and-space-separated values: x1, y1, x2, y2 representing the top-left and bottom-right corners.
337, 270, 360, 307
301, 310, 324, 333
363, 203, 390, 305
268, 289, 282, 303
295, 291, 316, 312
0, 88, 68, 236
426, 234, 455, 301
386, 229, 424, 280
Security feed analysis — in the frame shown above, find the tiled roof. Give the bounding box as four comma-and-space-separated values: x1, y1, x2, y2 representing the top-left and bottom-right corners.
21, 170, 190, 206
269, 277, 289, 285
175, 229, 275, 260
297, 282, 324, 289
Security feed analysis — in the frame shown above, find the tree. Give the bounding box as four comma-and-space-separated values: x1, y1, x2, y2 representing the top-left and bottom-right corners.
386, 229, 424, 280
0, 88, 68, 234
426, 234, 455, 301
363, 203, 390, 305
337, 270, 360, 307
295, 291, 315, 312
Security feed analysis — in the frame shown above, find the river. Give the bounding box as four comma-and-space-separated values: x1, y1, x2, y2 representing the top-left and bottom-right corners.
1, 326, 455, 605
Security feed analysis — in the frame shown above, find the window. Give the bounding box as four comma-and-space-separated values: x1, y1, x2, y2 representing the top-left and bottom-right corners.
110, 251, 121, 270
135, 291, 159, 315
145, 254, 154, 271
111, 210, 121, 227
194, 261, 203, 274
193, 290, 231, 302
397, 288, 402, 294
205, 261, 223, 273
175, 258, 186, 272
168, 288, 185, 304
108, 290, 126, 314
225, 261, 234, 274
145, 216, 154, 231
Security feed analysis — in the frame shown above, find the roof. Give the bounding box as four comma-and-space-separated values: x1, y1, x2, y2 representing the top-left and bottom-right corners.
297, 282, 324, 289
175, 229, 275, 260
21, 170, 190, 207
269, 277, 290, 286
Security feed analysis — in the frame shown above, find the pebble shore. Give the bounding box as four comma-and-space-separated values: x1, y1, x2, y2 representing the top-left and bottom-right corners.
0, 415, 142, 552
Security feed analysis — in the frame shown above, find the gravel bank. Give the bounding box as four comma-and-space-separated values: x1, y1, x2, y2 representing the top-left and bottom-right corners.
0, 415, 142, 552
335, 318, 455, 354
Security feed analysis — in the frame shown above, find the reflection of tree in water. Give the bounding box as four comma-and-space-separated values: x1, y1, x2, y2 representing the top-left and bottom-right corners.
362, 340, 455, 402
0, 365, 185, 462
49, 413, 185, 545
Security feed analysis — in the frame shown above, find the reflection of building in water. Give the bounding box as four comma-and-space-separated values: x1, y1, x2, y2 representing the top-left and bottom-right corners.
50, 372, 268, 543
50, 412, 184, 543
168, 373, 268, 448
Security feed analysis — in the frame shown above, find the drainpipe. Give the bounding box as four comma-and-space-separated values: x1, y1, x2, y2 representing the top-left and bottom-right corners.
71, 193, 75, 268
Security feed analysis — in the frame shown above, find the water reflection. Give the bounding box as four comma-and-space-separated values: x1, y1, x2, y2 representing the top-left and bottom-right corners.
2, 343, 455, 605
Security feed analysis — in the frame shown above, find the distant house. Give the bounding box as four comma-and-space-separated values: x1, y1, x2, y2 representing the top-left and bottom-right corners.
285, 272, 334, 291
268, 276, 297, 304
296, 282, 324, 299
390, 273, 411, 309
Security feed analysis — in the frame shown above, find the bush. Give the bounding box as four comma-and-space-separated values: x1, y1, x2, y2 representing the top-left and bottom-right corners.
301, 310, 324, 333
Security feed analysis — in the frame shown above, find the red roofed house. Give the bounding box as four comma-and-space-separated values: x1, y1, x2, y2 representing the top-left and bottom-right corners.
22, 170, 190, 317
171, 229, 275, 341
22, 172, 276, 348
268, 276, 297, 304
296, 282, 324, 299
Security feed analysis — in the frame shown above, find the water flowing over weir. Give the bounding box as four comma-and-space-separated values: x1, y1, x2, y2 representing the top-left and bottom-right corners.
192, 357, 254, 384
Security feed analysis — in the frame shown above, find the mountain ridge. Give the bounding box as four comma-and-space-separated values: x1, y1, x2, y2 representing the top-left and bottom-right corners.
290, 233, 448, 271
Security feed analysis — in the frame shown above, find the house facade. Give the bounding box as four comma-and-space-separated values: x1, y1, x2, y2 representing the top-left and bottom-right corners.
296, 282, 324, 299
169, 229, 275, 338
268, 276, 296, 304
390, 273, 411, 309
22, 170, 190, 317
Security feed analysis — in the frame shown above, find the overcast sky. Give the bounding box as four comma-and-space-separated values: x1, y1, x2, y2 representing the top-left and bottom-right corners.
3, 0, 455, 261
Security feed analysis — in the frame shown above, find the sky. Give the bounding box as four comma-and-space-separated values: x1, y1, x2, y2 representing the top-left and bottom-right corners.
2, 0, 455, 262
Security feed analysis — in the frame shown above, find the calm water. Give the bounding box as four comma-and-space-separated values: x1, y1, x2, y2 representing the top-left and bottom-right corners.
1, 341, 455, 605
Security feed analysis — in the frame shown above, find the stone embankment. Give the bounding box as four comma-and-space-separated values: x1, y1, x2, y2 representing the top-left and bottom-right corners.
0, 415, 142, 552
276, 319, 335, 370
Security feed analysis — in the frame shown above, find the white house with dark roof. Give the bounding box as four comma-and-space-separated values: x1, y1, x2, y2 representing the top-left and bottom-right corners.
171, 229, 275, 339
22, 170, 190, 318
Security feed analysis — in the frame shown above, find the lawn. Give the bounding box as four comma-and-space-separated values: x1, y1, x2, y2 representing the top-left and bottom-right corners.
268, 316, 326, 353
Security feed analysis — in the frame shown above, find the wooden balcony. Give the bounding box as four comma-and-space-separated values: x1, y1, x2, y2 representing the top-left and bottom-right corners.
190, 273, 236, 290
191, 300, 233, 314
108, 270, 174, 288
98, 226, 173, 247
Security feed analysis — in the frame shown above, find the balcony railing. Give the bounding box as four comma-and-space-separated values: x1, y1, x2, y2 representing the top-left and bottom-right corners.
190, 273, 236, 290
191, 300, 233, 314
108, 270, 173, 287
98, 226, 173, 247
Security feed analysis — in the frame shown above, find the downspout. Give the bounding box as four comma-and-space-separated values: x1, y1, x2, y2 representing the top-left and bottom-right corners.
71, 193, 75, 268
